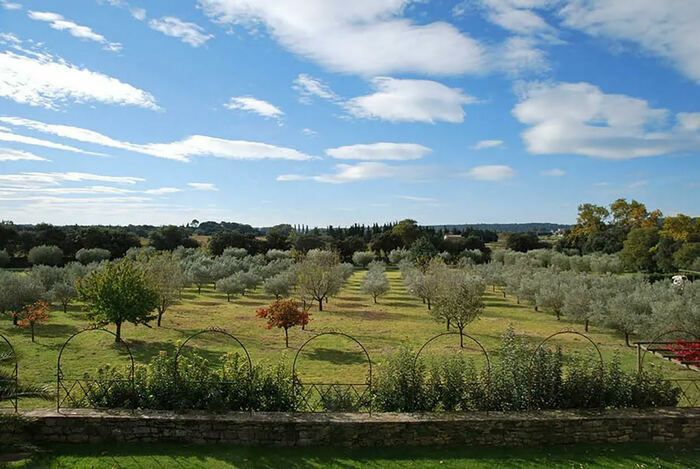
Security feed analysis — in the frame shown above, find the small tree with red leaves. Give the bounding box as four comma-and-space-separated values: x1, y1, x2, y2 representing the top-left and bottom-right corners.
256, 299, 310, 347
18, 300, 50, 343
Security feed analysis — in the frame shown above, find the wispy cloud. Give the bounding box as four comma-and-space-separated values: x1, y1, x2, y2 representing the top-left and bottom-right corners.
225, 96, 283, 119
465, 165, 515, 181
148, 16, 213, 47
326, 143, 431, 161
28, 10, 122, 52
472, 139, 504, 150
188, 182, 218, 191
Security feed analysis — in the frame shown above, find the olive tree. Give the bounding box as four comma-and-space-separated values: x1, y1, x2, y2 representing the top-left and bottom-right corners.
432, 272, 485, 345
352, 251, 374, 269
295, 250, 345, 311
27, 245, 63, 266
75, 248, 111, 265
361, 264, 390, 303
216, 274, 246, 302
143, 252, 186, 326
263, 271, 295, 299
0, 272, 45, 325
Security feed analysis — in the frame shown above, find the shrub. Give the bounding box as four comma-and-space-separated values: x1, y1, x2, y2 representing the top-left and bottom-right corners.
0, 249, 9, 268
75, 248, 111, 264
27, 245, 63, 266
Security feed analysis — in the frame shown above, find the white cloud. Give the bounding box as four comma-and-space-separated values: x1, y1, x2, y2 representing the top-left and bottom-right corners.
0, 129, 105, 156
0, 148, 48, 162
0, 116, 313, 162
130, 7, 146, 21
301, 128, 317, 136
472, 139, 504, 150
28, 10, 122, 52
225, 96, 283, 119
0, 171, 143, 189
494, 36, 549, 75
0, 45, 157, 109
559, 1, 700, 83
397, 195, 438, 203
326, 142, 431, 161
465, 164, 515, 181
345, 77, 475, 123
512, 82, 700, 159
277, 162, 415, 184
628, 179, 648, 189
148, 16, 213, 47
541, 168, 565, 177
145, 187, 181, 195
1, 0, 21, 10
463, 0, 557, 36
198, 0, 485, 76
188, 182, 219, 191
293, 74, 340, 103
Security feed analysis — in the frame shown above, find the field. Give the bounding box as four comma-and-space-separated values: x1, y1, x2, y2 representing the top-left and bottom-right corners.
4, 442, 700, 468
0, 268, 695, 410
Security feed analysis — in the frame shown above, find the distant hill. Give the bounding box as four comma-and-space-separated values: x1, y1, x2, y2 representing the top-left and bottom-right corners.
429, 223, 571, 233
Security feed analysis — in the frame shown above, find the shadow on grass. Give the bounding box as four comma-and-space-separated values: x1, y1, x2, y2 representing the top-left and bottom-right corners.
303, 347, 368, 366
15, 442, 700, 468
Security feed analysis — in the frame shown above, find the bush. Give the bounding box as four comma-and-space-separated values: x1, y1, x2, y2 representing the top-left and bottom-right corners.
75, 248, 111, 264
0, 249, 9, 268
27, 245, 63, 266
81, 351, 295, 412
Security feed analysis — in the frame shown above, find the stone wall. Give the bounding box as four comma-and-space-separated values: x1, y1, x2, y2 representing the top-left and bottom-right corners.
3, 408, 700, 447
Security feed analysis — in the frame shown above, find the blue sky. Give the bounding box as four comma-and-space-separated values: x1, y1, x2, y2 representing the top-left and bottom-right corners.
0, 0, 698, 227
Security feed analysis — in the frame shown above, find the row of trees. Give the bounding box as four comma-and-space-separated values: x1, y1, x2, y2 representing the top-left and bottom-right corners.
556, 199, 699, 273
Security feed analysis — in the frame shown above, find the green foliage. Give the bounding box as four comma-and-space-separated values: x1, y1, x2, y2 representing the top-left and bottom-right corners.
80, 351, 295, 412
75, 248, 111, 264
149, 225, 198, 251
27, 245, 64, 266
77, 259, 159, 342
373, 329, 679, 412
0, 249, 9, 268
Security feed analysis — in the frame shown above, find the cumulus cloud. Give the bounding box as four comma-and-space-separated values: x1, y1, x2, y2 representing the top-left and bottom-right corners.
188, 182, 219, 191
28, 10, 122, 52
0, 40, 157, 109
559, 1, 700, 83
325, 143, 431, 161
0, 116, 312, 162
225, 96, 283, 119
512, 82, 700, 159
472, 139, 504, 150
465, 164, 515, 181
148, 16, 213, 47
198, 0, 485, 76
277, 162, 417, 184
0, 148, 48, 162
345, 77, 475, 123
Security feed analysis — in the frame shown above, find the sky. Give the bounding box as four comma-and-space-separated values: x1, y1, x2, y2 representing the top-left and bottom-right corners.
0, 0, 698, 227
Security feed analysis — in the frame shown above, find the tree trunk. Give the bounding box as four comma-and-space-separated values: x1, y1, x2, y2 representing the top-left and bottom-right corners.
318, 298, 323, 311
197, 285, 202, 294
115, 321, 122, 343
625, 332, 631, 347
427, 298, 431, 310
459, 329, 464, 348
285, 328, 289, 348
227, 294, 231, 302
585, 320, 589, 332
556, 310, 561, 320
446, 319, 451, 331
30, 323, 35, 343
157, 310, 164, 327
63, 302, 68, 314
535, 305, 539, 312
492, 285, 496, 292
502, 291, 506, 298
12, 312, 18, 326
373, 296, 377, 304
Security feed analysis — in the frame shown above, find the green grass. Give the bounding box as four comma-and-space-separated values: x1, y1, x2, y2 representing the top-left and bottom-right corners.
0, 268, 695, 409
3, 442, 700, 468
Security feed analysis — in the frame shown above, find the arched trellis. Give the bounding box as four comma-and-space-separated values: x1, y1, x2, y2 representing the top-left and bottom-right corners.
174, 328, 253, 381
56, 328, 134, 412
413, 331, 492, 378
531, 330, 604, 370
292, 331, 372, 413
0, 333, 18, 413
528, 330, 605, 409
636, 329, 700, 373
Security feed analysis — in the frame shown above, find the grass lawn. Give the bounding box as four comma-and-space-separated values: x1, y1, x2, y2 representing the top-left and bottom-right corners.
2, 442, 700, 468
0, 268, 696, 409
